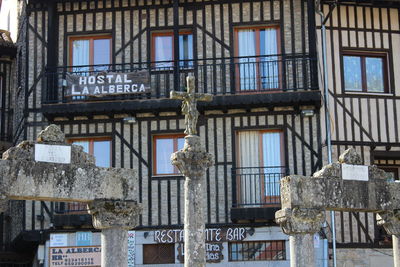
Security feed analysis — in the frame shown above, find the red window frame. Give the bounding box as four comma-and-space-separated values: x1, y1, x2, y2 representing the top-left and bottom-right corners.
153, 134, 185, 176
151, 31, 193, 65
234, 26, 281, 92
69, 35, 112, 68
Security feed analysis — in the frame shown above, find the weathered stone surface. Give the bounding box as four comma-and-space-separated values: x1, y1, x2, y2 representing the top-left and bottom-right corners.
0, 125, 137, 202
36, 124, 66, 144
88, 200, 141, 230
377, 211, 400, 236
171, 135, 213, 178
338, 148, 363, 165
171, 135, 214, 267
275, 208, 325, 234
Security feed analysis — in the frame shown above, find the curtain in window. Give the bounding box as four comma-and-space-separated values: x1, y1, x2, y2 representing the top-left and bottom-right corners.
179, 34, 193, 68
260, 28, 279, 89
72, 40, 90, 73
262, 132, 281, 196
155, 35, 173, 68
237, 131, 261, 206
238, 30, 257, 91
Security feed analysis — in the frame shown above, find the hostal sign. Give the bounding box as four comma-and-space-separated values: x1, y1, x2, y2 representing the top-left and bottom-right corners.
66, 71, 150, 97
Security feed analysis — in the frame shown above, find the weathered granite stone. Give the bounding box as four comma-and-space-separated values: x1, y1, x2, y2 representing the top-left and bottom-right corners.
171, 135, 213, 267
36, 124, 66, 144
88, 200, 141, 267
338, 148, 363, 165
0, 126, 136, 202
377, 210, 400, 236
275, 207, 325, 235
313, 163, 341, 179
171, 135, 213, 178
88, 199, 141, 230
276, 149, 400, 267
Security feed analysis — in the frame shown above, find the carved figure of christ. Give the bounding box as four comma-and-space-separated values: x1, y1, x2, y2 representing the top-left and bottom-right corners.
170, 76, 213, 135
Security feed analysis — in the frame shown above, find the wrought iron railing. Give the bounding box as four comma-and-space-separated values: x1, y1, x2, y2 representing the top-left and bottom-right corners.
232, 166, 287, 208
43, 54, 317, 104
54, 202, 88, 214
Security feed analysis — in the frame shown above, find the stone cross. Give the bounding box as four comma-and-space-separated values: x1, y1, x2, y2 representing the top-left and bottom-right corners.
275, 148, 400, 267
0, 124, 141, 267
170, 76, 214, 267
170, 76, 213, 135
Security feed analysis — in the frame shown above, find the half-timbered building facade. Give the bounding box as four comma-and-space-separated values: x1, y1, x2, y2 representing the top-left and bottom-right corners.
318, 0, 400, 265
0, 0, 325, 265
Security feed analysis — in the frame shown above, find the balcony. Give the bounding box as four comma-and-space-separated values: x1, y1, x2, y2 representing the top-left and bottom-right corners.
42, 54, 320, 117
53, 202, 92, 228
231, 166, 287, 223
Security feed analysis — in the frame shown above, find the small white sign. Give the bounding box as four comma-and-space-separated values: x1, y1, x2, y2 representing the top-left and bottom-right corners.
127, 231, 136, 267
342, 164, 369, 181
50, 233, 68, 247
34, 144, 71, 164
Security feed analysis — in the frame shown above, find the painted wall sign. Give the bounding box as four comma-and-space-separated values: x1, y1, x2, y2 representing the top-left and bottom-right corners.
34, 144, 71, 164
127, 231, 136, 267
177, 243, 224, 263
154, 228, 246, 243
50, 233, 68, 247
49, 246, 101, 267
65, 71, 150, 97
342, 164, 369, 181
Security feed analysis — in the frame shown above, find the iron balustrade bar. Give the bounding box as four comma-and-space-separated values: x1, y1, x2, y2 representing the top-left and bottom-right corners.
43, 55, 318, 104
232, 166, 288, 208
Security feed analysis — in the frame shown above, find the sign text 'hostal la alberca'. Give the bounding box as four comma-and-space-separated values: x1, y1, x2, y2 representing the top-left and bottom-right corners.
65, 70, 151, 97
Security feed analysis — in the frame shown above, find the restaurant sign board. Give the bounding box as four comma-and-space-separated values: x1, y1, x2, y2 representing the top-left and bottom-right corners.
65, 71, 150, 97
49, 246, 101, 267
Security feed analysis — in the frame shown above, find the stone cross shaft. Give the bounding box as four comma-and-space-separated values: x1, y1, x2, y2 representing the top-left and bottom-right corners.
170, 76, 214, 267
275, 148, 400, 267
0, 125, 142, 267
170, 76, 213, 135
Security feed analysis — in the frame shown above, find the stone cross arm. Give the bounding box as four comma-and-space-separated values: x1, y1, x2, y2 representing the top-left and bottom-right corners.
0, 125, 139, 203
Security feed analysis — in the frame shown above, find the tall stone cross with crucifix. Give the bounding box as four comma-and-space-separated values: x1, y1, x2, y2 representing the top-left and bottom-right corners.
169, 76, 214, 267
170, 76, 213, 135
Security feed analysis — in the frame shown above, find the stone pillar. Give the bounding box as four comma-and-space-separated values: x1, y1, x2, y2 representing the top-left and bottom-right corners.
275, 208, 325, 267
171, 135, 213, 267
377, 210, 400, 267
88, 200, 141, 267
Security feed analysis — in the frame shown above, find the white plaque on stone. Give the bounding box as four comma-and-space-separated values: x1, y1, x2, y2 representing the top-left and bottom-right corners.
34, 144, 71, 164
128, 231, 136, 267
342, 164, 369, 181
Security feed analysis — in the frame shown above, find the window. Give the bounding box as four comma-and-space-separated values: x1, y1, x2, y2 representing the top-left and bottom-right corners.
143, 244, 175, 264
153, 135, 185, 176
235, 27, 279, 91
235, 130, 284, 206
152, 31, 193, 68
229, 240, 286, 261
69, 35, 112, 72
342, 52, 388, 93
70, 138, 111, 168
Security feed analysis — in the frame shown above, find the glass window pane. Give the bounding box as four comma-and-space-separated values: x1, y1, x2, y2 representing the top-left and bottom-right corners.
343, 56, 362, 91
72, 141, 89, 153
93, 140, 111, 168
93, 38, 111, 71
238, 30, 257, 90
72, 40, 90, 72
366, 57, 384, 92
155, 35, 173, 68
156, 138, 174, 174
177, 137, 185, 151
179, 34, 193, 67
260, 28, 279, 89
